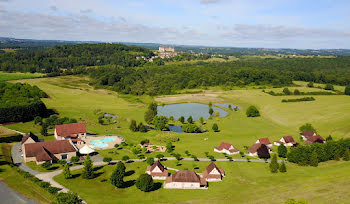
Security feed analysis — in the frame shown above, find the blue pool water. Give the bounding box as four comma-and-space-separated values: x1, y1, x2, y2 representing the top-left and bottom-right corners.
90, 138, 116, 148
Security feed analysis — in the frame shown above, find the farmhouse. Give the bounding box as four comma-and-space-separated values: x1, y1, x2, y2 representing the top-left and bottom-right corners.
247, 143, 272, 157
214, 142, 239, 155
305, 135, 326, 144
23, 140, 77, 164
256, 137, 272, 147
301, 130, 316, 140
274, 136, 298, 147
202, 162, 225, 182
146, 160, 168, 180
54, 123, 86, 144
21, 132, 39, 149
164, 170, 207, 189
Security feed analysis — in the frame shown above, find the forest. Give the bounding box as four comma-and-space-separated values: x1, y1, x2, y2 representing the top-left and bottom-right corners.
0, 82, 48, 123
0, 43, 154, 73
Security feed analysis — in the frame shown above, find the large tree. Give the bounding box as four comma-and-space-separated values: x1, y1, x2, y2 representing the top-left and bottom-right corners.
246, 106, 260, 117
136, 174, 154, 192
269, 154, 279, 173
278, 144, 287, 158
110, 161, 126, 188
82, 155, 94, 179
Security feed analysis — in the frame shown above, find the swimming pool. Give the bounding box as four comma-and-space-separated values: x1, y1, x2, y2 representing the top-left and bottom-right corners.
90, 138, 116, 148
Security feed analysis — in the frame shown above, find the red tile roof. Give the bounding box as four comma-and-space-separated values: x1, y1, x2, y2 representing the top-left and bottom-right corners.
24, 140, 76, 159
202, 162, 225, 179
258, 137, 271, 145
168, 170, 202, 183
248, 143, 270, 153
301, 130, 315, 137
21, 132, 39, 144
147, 160, 165, 172
282, 136, 295, 143
215, 142, 239, 152
305, 135, 325, 144
55, 123, 86, 138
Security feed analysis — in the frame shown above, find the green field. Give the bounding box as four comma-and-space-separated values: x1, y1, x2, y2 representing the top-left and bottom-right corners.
0, 71, 44, 82
6, 75, 350, 203
53, 160, 350, 204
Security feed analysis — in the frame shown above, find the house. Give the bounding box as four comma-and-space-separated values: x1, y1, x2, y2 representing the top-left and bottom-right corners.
247, 143, 272, 157
255, 137, 272, 147
202, 162, 225, 182
301, 130, 316, 141
164, 170, 207, 189
54, 123, 87, 144
146, 160, 168, 180
305, 135, 326, 144
214, 142, 239, 155
23, 140, 77, 164
21, 132, 39, 149
274, 136, 298, 147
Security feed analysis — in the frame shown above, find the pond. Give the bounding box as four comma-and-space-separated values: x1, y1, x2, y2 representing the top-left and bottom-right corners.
168, 125, 184, 133
213, 103, 241, 110
157, 103, 228, 121
103, 113, 118, 119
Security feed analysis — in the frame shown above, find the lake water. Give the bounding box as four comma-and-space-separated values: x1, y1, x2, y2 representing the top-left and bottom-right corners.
104, 114, 118, 119
157, 103, 228, 120
213, 103, 241, 110
168, 125, 184, 133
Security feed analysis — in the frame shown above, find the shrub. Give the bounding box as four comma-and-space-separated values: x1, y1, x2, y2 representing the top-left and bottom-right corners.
187, 116, 193, 124
129, 120, 138, 132
212, 123, 219, 132
324, 84, 334, 91
269, 154, 279, 173
279, 162, 287, 173
103, 157, 112, 163
41, 161, 52, 169
70, 156, 80, 163
283, 88, 291, 95
55, 192, 81, 204
344, 149, 350, 161
307, 82, 314, 87
114, 144, 120, 148
63, 164, 72, 179
32, 177, 40, 183
138, 122, 148, 132
345, 86, 350, 95
156, 154, 164, 160
146, 157, 154, 165
281, 97, 315, 103
199, 117, 204, 125
246, 106, 260, 117
23, 172, 31, 178
209, 107, 214, 116
58, 160, 67, 166
136, 174, 154, 192
122, 155, 130, 161
294, 89, 300, 95
47, 186, 59, 195
166, 141, 173, 152
182, 124, 200, 133
278, 144, 287, 158
178, 116, 185, 124
39, 181, 50, 188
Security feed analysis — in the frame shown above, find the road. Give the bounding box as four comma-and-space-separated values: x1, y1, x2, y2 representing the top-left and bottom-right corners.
0, 182, 38, 204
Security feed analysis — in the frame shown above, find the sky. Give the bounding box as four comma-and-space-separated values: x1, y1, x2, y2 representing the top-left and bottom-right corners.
0, 0, 350, 49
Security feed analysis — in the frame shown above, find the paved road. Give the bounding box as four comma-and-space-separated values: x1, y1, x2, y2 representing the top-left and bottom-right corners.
0, 182, 38, 204
11, 143, 39, 175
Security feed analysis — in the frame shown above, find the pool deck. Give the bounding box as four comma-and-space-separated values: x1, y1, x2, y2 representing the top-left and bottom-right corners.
81, 135, 124, 150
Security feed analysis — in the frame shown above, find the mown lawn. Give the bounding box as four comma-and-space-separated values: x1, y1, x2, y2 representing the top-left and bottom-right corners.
8, 76, 350, 160
0, 143, 54, 203
0, 71, 43, 82
54, 160, 350, 204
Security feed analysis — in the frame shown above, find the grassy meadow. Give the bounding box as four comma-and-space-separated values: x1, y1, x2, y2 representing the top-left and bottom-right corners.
53, 160, 350, 204
0, 71, 44, 82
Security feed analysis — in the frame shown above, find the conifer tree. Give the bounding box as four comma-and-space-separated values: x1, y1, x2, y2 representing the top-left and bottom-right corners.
310, 150, 318, 167
110, 161, 126, 188
63, 164, 72, 179
278, 144, 287, 158
269, 154, 279, 173
279, 162, 287, 173
82, 155, 94, 179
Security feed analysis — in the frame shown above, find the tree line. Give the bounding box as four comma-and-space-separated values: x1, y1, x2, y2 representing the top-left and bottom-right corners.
0, 82, 48, 123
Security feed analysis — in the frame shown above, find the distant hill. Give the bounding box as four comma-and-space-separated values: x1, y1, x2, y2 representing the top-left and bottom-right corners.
1, 36, 350, 56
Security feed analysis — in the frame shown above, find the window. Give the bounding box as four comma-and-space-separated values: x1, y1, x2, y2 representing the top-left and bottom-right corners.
61, 154, 67, 159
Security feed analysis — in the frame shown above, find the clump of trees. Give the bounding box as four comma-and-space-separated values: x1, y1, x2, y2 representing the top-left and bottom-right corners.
136, 174, 154, 192
182, 124, 201, 133
144, 102, 157, 124
282, 97, 315, 103
287, 138, 350, 166
153, 116, 169, 131
299, 123, 316, 133
0, 82, 48, 123
246, 106, 260, 117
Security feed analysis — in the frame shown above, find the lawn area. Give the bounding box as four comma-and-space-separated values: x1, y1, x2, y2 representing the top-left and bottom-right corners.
0, 71, 44, 82
0, 126, 19, 137
8, 75, 350, 160
0, 143, 54, 203
53, 160, 350, 204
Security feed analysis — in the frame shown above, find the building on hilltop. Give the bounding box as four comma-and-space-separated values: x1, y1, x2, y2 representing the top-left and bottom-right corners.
159, 46, 175, 52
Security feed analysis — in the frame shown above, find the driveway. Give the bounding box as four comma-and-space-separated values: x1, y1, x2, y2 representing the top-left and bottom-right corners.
11, 143, 39, 175
0, 182, 38, 204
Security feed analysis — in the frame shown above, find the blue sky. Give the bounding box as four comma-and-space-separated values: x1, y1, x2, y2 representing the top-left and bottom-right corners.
0, 0, 349, 49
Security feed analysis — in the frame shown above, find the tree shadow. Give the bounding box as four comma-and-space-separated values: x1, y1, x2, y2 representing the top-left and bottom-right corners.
48, 166, 59, 171
120, 180, 135, 188
124, 170, 135, 177
71, 173, 81, 179
149, 182, 162, 192
126, 160, 134, 163
93, 172, 104, 179
93, 166, 104, 171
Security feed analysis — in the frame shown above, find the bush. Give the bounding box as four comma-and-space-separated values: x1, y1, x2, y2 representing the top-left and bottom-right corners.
281, 97, 315, 103
129, 120, 138, 132
156, 154, 164, 160
146, 157, 154, 165
70, 156, 80, 163
182, 124, 200, 133
103, 157, 112, 163
63, 164, 72, 179
122, 155, 130, 161
279, 162, 287, 173
32, 177, 40, 183
23, 172, 31, 178
39, 181, 50, 188
178, 116, 185, 124
41, 161, 52, 169
324, 84, 334, 90
283, 88, 291, 95
55, 192, 81, 204
212, 123, 219, 132
278, 144, 287, 158
58, 160, 67, 166
307, 82, 314, 87
246, 106, 260, 117
345, 86, 350, 95
47, 186, 59, 195
344, 149, 350, 161
136, 174, 154, 192
269, 154, 279, 173
187, 116, 193, 124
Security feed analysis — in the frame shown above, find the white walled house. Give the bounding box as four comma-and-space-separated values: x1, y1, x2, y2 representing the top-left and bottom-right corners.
274, 136, 298, 147
255, 137, 272, 147
301, 130, 316, 141
202, 162, 225, 182
164, 170, 207, 189
247, 143, 272, 157
214, 142, 239, 155
146, 160, 168, 180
